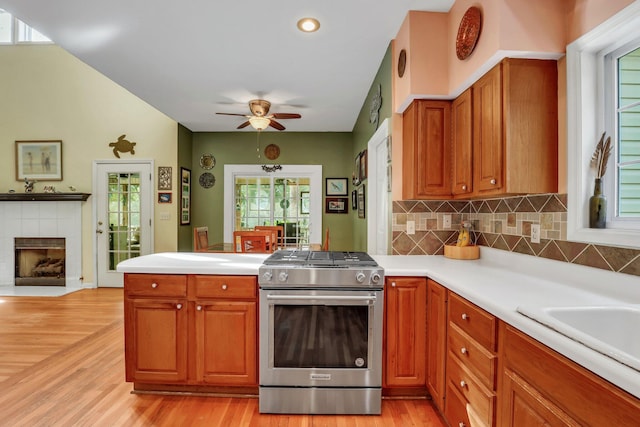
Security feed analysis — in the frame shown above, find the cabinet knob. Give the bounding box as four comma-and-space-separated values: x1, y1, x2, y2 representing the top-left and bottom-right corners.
176, 303, 182, 310
461, 313, 468, 320
460, 380, 467, 388
391, 282, 396, 287
151, 283, 158, 289
462, 184, 467, 191
459, 423, 466, 427
461, 347, 468, 355
221, 284, 228, 290
490, 178, 496, 185
197, 305, 202, 311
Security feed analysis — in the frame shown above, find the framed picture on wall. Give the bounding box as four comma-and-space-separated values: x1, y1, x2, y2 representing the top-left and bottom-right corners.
158, 192, 172, 203
15, 140, 63, 181
325, 197, 348, 214
325, 177, 348, 196
357, 184, 366, 219
359, 149, 368, 182
158, 166, 172, 190
180, 167, 191, 225
351, 189, 358, 210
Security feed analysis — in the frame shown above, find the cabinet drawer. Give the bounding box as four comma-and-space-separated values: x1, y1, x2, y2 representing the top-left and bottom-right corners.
125, 274, 187, 297
447, 353, 495, 427
445, 382, 475, 427
449, 323, 497, 389
192, 275, 257, 299
449, 292, 497, 351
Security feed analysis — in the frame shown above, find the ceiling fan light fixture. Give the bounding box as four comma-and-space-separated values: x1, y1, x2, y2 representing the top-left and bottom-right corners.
297, 17, 320, 33
249, 116, 271, 130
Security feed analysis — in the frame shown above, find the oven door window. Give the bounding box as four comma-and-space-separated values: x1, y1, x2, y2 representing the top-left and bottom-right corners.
273, 304, 369, 369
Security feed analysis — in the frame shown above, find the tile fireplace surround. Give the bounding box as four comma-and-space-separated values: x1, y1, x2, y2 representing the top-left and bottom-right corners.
0, 195, 88, 288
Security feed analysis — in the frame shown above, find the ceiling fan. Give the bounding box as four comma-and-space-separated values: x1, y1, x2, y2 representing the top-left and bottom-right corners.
216, 99, 301, 131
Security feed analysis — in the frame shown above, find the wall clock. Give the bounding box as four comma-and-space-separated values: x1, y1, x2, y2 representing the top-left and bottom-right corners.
397, 49, 407, 78
456, 7, 482, 60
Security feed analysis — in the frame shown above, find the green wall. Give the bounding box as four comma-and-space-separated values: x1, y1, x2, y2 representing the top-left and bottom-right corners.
190, 131, 354, 250
177, 123, 194, 251
350, 43, 394, 251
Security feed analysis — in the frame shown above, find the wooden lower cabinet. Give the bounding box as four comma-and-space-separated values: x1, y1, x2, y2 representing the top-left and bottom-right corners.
498, 323, 640, 426
384, 277, 427, 391
426, 279, 447, 410
124, 273, 257, 392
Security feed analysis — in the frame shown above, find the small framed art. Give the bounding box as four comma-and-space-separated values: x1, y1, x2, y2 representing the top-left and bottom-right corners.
158, 166, 172, 190
325, 197, 348, 214
180, 167, 191, 225
357, 185, 366, 219
325, 178, 348, 196
15, 140, 63, 181
158, 192, 172, 203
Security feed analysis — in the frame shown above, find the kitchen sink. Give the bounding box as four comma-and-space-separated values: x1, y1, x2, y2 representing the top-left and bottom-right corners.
516, 304, 640, 372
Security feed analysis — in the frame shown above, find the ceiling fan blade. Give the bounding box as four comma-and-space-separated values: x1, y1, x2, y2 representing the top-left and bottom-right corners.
272, 113, 301, 119
268, 119, 285, 131
237, 121, 251, 129
216, 112, 248, 117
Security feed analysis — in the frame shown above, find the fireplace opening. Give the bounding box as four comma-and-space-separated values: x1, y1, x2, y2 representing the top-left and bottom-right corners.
15, 238, 66, 286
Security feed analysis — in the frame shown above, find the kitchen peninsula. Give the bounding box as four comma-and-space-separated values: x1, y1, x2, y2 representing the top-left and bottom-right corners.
118, 249, 640, 424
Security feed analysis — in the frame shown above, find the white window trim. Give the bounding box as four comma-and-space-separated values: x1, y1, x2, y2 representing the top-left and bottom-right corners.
567, 1, 640, 249
223, 164, 322, 244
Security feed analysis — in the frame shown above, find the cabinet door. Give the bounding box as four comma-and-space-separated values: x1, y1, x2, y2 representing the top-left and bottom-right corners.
402, 100, 452, 199
473, 63, 503, 194
124, 298, 188, 383
452, 88, 474, 197
501, 369, 579, 427
384, 277, 427, 387
426, 279, 447, 410
194, 300, 257, 385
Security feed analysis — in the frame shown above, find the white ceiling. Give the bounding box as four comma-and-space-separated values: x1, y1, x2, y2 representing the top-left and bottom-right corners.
0, 0, 454, 132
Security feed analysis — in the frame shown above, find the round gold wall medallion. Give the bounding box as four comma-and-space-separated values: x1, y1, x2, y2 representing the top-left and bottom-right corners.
398, 49, 407, 78
456, 7, 482, 60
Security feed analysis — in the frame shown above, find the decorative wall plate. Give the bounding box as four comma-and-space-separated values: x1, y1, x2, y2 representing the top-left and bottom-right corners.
198, 172, 215, 188
456, 7, 482, 60
264, 144, 280, 160
397, 49, 406, 78
200, 153, 216, 170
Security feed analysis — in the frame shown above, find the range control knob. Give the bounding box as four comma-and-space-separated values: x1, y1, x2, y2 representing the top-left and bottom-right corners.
262, 271, 273, 281
278, 271, 289, 282
371, 273, 381, 284
355, 272, 366, 283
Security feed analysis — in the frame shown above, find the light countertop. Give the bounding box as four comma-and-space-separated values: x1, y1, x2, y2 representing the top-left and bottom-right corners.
117, 247, 640, 399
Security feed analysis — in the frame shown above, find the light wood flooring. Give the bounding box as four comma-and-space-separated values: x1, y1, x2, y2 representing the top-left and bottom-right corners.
0, 288, 446, 426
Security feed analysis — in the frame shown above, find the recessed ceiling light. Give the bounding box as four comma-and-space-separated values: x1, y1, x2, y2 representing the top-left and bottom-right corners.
297, 17, 320, 33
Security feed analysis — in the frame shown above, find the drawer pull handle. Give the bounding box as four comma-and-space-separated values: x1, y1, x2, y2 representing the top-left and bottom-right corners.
461, 347, 468, 355
151, 283, 158, 288
490, 178, 496, 185
391, 282, 396, 287
197, 305, 202, 311
221, 284, 228, 290
459, 423, 466, 427
462, 184, 467, 191
176, 303, 183, 310
461, 313, 468, 320
460, 380, 467, 388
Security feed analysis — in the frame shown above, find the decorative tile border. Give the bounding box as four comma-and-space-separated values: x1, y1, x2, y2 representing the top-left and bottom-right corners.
392, 194, 640, 277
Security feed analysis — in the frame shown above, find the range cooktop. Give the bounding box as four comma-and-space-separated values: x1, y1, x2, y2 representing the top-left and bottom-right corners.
262, 250, 379, 267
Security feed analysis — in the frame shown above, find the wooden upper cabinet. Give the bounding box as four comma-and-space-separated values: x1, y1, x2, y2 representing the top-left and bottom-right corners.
451, 88, 474, 197
473, 58, 558, 196
402, 100, 452, 199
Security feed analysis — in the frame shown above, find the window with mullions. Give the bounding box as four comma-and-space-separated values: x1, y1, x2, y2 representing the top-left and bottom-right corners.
0, 9, 52, 44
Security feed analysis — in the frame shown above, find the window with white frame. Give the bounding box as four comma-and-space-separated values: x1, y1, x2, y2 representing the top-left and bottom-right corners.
567, 2, 640, 248
223, 165, 322, 247
0, 9, 52, 44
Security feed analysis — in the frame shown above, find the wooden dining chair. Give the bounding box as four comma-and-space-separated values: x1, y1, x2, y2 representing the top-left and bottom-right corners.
193, 226, 212, 252
255, 225, 284, 249
322, 228, 330, 251
233, 230, 274, 253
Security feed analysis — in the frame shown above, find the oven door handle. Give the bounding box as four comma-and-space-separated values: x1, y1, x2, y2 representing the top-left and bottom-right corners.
265, 294, 377, 302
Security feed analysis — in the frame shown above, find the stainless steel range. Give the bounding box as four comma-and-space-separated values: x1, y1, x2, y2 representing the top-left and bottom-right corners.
258, 250, 384, 415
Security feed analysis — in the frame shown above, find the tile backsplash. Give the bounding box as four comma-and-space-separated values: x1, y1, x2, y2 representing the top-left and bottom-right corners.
392, 194, 640, 277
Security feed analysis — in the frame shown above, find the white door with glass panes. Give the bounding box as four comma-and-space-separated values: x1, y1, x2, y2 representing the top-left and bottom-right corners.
94, 161, 153, 287
224, 165, 322, 247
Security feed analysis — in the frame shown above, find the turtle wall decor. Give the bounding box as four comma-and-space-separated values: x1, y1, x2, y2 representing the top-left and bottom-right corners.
109, 134, 137, 158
